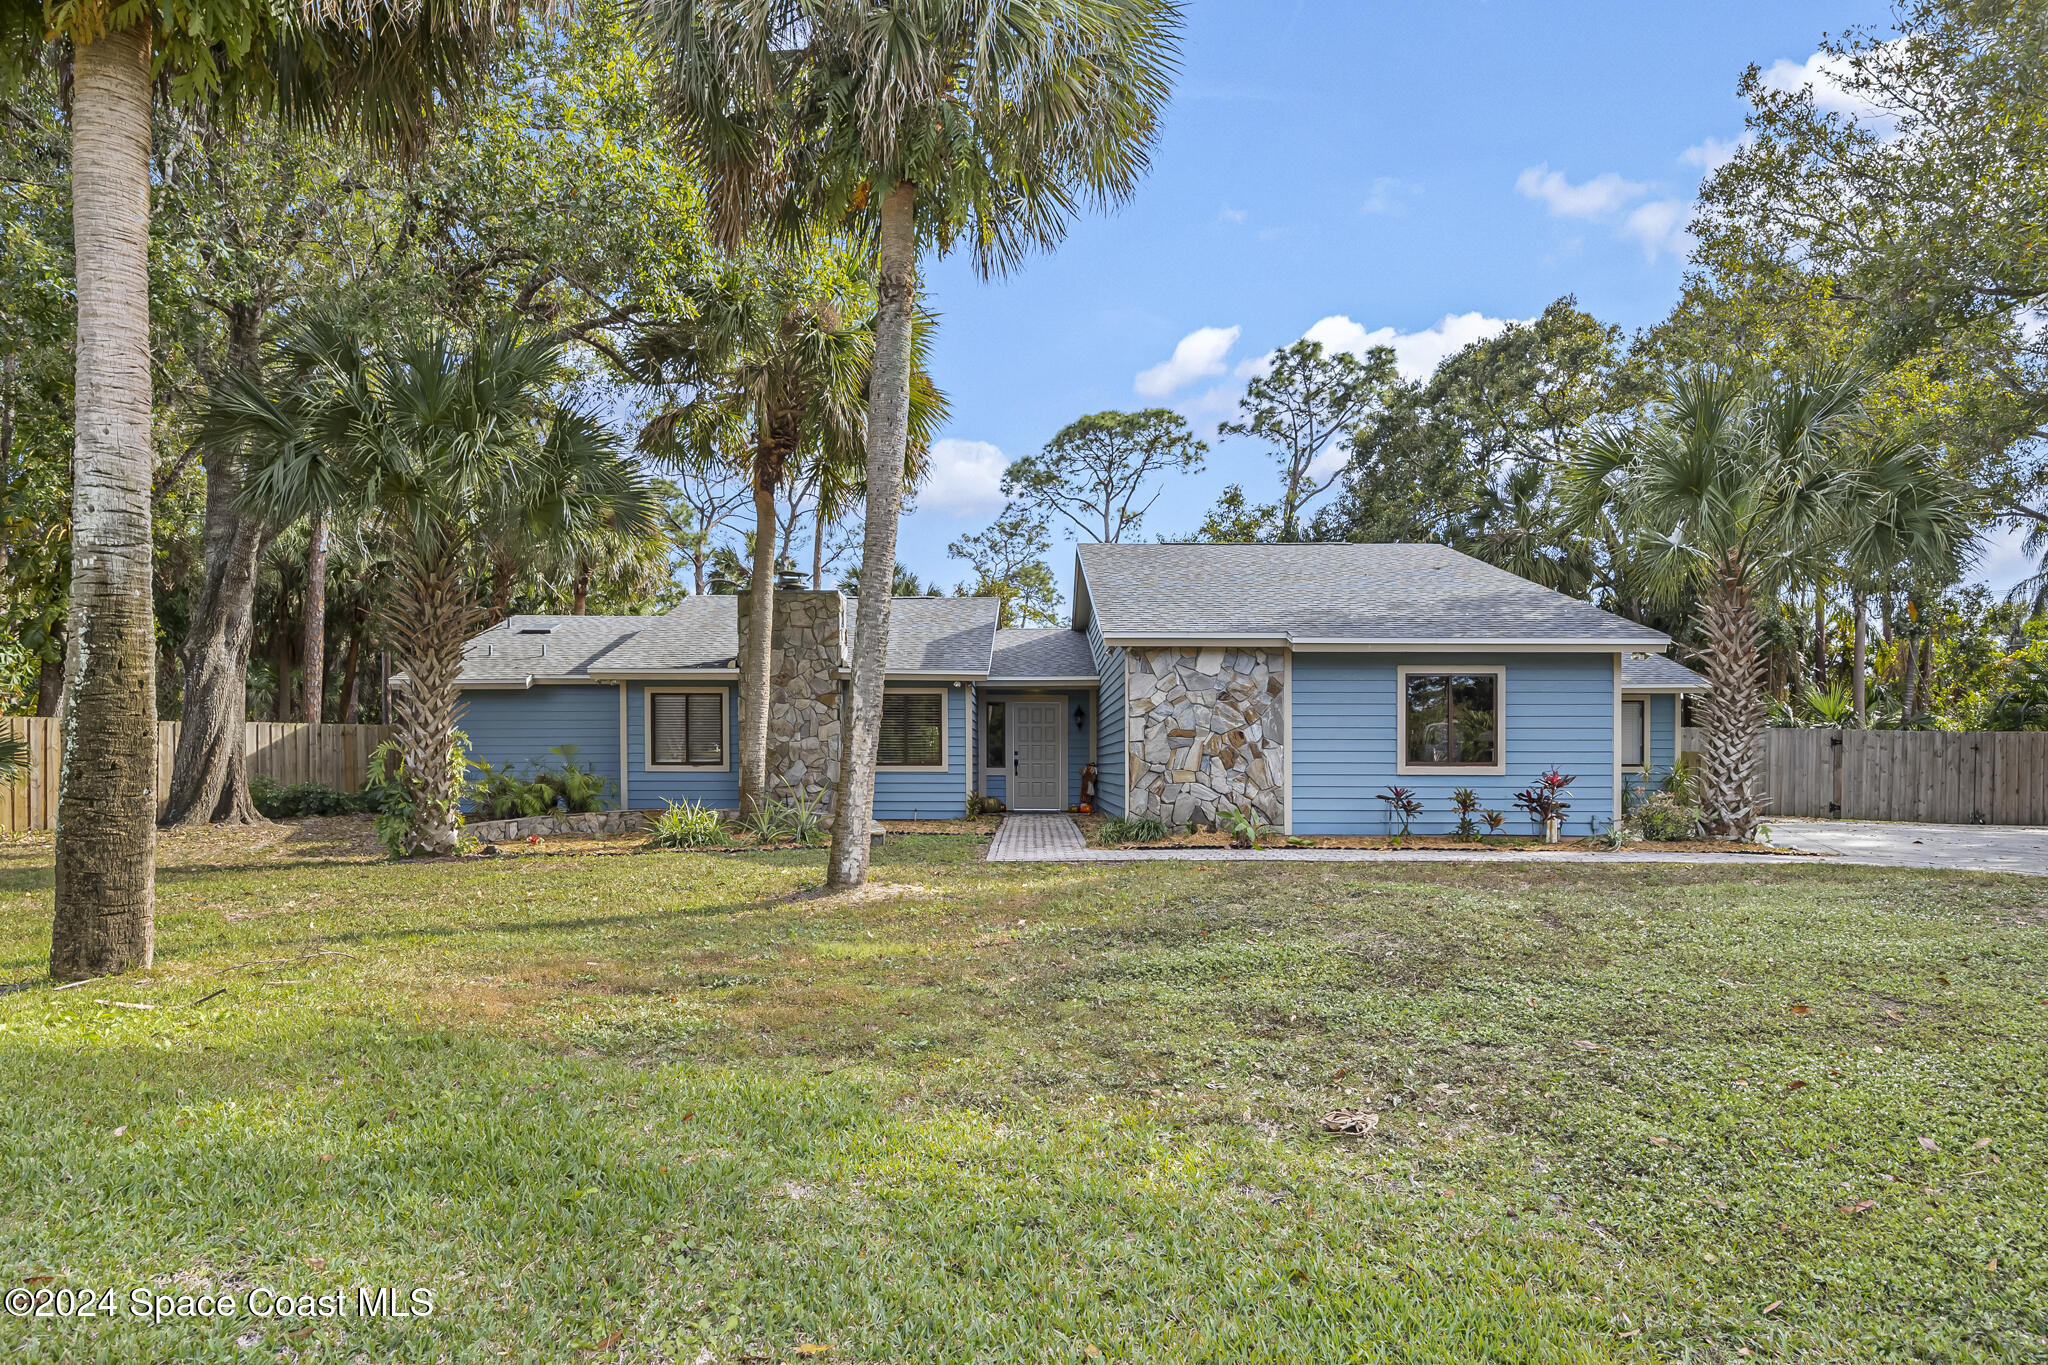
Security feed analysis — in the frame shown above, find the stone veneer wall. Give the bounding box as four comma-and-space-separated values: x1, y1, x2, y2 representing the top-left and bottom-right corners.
1125, 646, 1285, 827
738, 589, 844, 810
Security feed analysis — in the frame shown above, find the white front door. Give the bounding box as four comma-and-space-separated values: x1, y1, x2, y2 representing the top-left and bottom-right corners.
1009, 700, 1064, 811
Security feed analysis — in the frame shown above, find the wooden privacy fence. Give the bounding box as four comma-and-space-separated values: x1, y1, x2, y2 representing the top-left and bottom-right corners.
1761, 729, 2048, 826
1, 719, 391, 834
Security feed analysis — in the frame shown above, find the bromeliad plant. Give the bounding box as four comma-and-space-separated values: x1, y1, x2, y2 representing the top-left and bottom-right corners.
1513, 769, 1577, 841
1376, 786, 1424, 839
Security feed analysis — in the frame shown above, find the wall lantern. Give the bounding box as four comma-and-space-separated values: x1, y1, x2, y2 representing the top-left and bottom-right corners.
1073, 703, 1088, 729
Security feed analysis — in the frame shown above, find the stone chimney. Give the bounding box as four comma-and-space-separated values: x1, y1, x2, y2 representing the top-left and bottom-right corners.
736, 589, 844, 809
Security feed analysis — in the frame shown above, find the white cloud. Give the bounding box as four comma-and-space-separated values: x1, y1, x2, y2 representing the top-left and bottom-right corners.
1514, 163, 1646, 220
1134, 324, 1241, 398
918, 439, 1009, 517
1217, 204, 1247, 224
1299, 311, 1517, 383
1620, 199, 1695, 263
1680, 133, 1753, 172
1759, 48, 1890, 123
1360, 176, 1415, 215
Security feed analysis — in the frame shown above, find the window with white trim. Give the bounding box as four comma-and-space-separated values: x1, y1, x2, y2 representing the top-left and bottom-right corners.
1399, 670, 1501, 768
648, 690, 725, 768
879, 692, 945, 767
1622, 698, 1647, 769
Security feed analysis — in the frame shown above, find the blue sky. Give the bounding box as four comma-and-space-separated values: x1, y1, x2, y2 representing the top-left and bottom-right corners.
883, 0, 2033, 605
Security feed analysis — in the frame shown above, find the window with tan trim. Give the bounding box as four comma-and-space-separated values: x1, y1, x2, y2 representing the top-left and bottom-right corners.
646, 689, 727, 770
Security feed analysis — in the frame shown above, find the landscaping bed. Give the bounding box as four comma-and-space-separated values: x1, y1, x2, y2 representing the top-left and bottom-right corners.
1072, 812, 1818, 856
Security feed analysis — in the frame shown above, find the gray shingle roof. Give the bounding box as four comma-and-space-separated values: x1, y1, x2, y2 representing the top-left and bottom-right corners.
455, 615, 646, 685
591, 597, 738, 673
456, 594, 1001, 685
851, 595, 1000, 673
988, 628, 1097, 683
1623, 654, 1708, 691
1075, 543, 1669, 648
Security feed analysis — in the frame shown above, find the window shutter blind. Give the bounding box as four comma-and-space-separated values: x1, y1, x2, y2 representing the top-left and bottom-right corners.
651, 693, 689, 765
877, 694, 944, 766
686, 693, 723, 764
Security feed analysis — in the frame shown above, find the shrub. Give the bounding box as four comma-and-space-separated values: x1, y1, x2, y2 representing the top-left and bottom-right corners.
1450, 786, 1481, 840
1375, 785, 1423, 837
1217, 805, 1275, 849
648, 799, 726, 848
249, 774, 392, 819
966, 794, 1005, 816
1631, 791, 1700, 841
1100, 815, 1169, 844
472, 761, 557, 820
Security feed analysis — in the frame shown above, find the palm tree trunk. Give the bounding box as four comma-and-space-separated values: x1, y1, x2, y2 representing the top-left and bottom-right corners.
51, 21, 158, 979
301, 510, 329, 724
812, 510, 825, 589
387, 553, 473, 855
570, 557, 590, 614
336, 623, 363, 726
1694, 570, 1767, 840
1851, 587, 1868, 727
163, 303, 271, 826
1899, 635, 1920, 720
737, 451, 779, 818
827, 181, 917, 889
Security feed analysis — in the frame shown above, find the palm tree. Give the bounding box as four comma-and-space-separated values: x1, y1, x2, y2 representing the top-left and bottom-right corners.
4, 0, 523, 976
211, 323, 652, 854
1567, 368, 1968, 839
632, 260, 944, 818
639, 0, 1182, 886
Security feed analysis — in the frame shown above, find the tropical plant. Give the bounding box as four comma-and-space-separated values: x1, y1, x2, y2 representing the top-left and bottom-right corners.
1567, 367, 1968, 839
631, 259, 945, 817
247, 775, 391, 819
533, 745, 613, 814
1099, 815, 1170, 845
637, 0, 1182, 889
366, 734, 474, 859
1217, 805, 1275, 850
215, 324, 651, 855
648, 798, 726, 849
1480, 808, 1507, 835
1449, 786, 1481, 840
774, 783, 828, 845
0, 733, 27, 787
1376, 786, 1423, 838
472, 762, 558, 821
1512, 769, 1577, 838
737, 800, 783, 844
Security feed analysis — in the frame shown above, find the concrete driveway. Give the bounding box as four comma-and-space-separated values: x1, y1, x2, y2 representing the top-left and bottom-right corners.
1765, 819, 2048, 876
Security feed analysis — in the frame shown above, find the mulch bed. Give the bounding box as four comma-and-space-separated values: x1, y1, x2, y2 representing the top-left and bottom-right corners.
1069, 813, 1815, 856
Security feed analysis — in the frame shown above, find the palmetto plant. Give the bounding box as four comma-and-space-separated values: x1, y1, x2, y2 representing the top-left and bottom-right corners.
1567, 367, 1967, 840
638, 0, 1183, 888
210, 324, 651, 855
0, 733, 26, 786
632, 260, 945, 818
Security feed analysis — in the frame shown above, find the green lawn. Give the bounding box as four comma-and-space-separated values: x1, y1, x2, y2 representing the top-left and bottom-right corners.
1, 820, 2043, 1363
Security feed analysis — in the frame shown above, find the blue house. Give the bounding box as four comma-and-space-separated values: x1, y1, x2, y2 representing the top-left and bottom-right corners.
452, 543, 1703, 834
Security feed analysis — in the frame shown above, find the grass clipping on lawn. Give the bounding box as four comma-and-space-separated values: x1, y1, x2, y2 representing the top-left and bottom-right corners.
0, 819, 2040, 1362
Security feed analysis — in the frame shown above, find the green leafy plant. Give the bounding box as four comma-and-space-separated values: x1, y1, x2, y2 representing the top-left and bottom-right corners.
775, 783, 828, 845
738, 801, 783, 843
1099, 815, 1169, 845
1216, 806, 1275, 850
1481, 809, 1507, 835
1376, 786, 1423, 838
647, 799, 726, 849
249, 775, 391, 819
1450, 787, 1481, 840
535, 745, 613, 814
0, 733, 26, 787
472, 761, 557, 821
1631, 791, 1701, 841
366, 733, 474, 858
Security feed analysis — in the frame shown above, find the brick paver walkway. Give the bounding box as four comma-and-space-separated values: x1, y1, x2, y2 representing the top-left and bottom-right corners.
986, 814, 1088, 861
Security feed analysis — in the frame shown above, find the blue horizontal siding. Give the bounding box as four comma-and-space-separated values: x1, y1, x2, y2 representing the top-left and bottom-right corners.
458, 684, 623, 811
1088, 616, 1125, 818
1292, 652, 1618, 836
625, 681, 741, 809
873, 684, 968, 819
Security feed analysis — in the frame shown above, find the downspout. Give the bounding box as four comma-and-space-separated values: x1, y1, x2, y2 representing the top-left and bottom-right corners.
618, 682, 629, 812
1611, 654, 1623, 834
